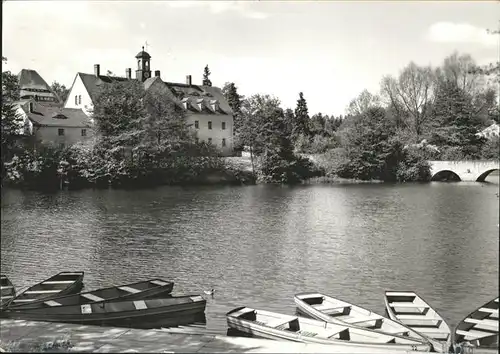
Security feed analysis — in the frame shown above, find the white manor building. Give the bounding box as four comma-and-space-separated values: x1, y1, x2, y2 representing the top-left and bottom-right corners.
64, 48, 234, 155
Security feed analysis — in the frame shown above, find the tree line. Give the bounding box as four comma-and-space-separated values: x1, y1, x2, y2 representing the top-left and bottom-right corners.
1, 51, 498, 189
222, 51, 499, 182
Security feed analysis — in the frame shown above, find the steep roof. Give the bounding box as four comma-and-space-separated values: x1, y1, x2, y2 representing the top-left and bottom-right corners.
17, 100, 92, 128
76, 73, 233, 116
78, 73, 129, 102
17, 69, 62, 105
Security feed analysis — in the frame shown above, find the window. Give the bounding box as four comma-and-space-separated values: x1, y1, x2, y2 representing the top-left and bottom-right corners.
208, 137, 212, 144
78, 95, 82, 105
195, 137, 199, 144
81, 129, 87, 137
194, 120, 199, 129
59, 143, 65, 149
208, 121, 212, 130
222, 122, 226, 130
222, 138, 226, 147
75, 95, 78, 105
58, 128, 65, 136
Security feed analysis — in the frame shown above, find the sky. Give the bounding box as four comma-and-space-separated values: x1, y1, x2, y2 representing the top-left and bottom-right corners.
2, 0, 499, 116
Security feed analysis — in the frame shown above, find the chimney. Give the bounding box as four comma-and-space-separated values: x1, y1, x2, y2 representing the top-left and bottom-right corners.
154, 70, 161, 78
94, 64, 100, 77
126, 68, 132, 79
186, 75, 192, 86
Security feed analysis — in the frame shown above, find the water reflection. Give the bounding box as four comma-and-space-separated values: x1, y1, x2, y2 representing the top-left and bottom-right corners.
1, 178, 498, 333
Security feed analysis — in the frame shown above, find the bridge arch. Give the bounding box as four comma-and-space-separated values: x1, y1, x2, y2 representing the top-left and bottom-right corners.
428, 160, 500, 182
476, 169, 499, 182
430, 170, 461, 182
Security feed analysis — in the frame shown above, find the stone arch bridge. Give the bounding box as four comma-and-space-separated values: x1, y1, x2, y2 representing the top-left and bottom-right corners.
429, 160, 499, 182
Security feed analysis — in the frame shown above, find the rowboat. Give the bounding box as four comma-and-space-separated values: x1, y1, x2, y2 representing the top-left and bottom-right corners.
7, 278, 174, 310
454, 297, 498, 349
384, 291, 451, 353
5, 295, 206, 329
8, 272, 84, 307
294, 293, 429, 343
226, 307, 432, 352
0, 275, 15, 310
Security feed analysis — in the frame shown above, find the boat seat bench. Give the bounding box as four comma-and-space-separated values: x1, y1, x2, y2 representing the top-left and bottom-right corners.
417, 328, 449, 334
389, 302, 425, 308
81, 293, 105, 302
344, 315, 378, 325
314, 304, 350, 314
464, 318, 498, 328
266, 318, 297, 329
478, 308, 498, 317
397, 315, 439, 320
455, 329, 493, 339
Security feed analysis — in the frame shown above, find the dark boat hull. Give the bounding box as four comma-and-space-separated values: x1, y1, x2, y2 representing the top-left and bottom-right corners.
8, 279, 174, 310
5, 297, 207, 329
9, 272, 84, 307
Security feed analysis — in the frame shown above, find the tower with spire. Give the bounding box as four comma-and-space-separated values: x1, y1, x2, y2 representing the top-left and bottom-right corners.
135, 46, 152, 82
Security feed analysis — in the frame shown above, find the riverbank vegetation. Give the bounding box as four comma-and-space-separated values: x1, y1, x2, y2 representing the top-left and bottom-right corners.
1, 51, 499, 190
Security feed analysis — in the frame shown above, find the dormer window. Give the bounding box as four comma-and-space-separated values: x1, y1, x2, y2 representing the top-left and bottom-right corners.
52, 113, 67, 119
181, 97, 189, 110
196, 98, 204, 111
210, 100, 219, 112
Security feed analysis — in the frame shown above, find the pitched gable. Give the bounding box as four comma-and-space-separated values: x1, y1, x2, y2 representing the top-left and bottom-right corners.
18, 69, 62, 106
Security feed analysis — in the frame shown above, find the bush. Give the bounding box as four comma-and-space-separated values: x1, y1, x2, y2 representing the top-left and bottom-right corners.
257, 151, 323, 184
480, 136, 500, 160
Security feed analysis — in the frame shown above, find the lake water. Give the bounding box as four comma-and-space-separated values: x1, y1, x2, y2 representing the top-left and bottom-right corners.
1, 176, 498, 334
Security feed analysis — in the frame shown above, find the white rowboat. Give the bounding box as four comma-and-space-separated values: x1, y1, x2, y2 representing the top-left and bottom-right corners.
226, 306, 432, 353
384, 291, 451, 353
294, 292, 429, 343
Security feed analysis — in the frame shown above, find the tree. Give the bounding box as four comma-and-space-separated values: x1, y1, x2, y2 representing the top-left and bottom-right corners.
283, 108, 294, 138
202, 65, 212, 87
91, 79, 147, 151
337, 107, 399, 180
437, 53, 483, 96
51, 81, 69, 104
292, 92, 310, 140
380, 62, 435, 138
309, 113, 325, 136
137, 90, 193, 155
1, 69, 23, 172
222, 82, 243, 133
346, 89, 381, 117
429, 80, 486, 159
239, 94, 292, 175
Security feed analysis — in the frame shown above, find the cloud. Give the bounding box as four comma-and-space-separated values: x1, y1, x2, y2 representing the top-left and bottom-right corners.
166, 0, 269, 19
427, 22, 498, 47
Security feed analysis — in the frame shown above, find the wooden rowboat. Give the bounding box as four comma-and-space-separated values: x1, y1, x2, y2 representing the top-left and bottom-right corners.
226, 306, 432, 353
9, 272, 84, 307
294, 293, 428, 343
5, 295, 206, 329
7, 278, 174, 310
384, 291, 451, 353
0, 275, 15, 310
454, 297, 498, 349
